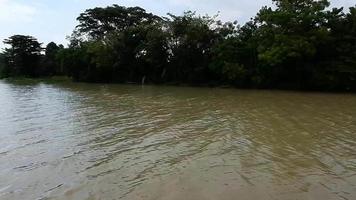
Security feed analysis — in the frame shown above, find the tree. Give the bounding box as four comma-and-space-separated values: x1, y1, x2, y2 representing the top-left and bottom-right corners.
314, 6, 356, 90
75, 5, 162, 40
139, 23, 170, 83
7, 2, 354, 92
253, 0, 332, 89
56, 45, 91, 81
3, 35, 43, 77
41, 42, 62, 75
166, 12, 233, 84
102, 23, 170, 83
210, 21, 259, 87
61, 4, 168, 83
0, 53, 6, 78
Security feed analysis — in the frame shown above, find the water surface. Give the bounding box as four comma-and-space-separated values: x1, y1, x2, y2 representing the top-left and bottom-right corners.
0, 80, 355, 200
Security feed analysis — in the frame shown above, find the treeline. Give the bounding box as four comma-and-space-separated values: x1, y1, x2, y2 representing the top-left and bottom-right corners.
0, 35, 64, 78
1, 0, 356, 91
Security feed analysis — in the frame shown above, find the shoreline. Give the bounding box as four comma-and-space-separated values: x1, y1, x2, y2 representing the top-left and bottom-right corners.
1, 76, 356, 94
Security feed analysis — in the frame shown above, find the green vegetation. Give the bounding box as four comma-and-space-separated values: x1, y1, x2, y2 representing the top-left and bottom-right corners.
1, 0, 356, 91
0, 53, 5, 78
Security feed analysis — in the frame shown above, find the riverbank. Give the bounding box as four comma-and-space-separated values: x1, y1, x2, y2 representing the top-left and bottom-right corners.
2, 76, 71, 84
2, 76, 356, 94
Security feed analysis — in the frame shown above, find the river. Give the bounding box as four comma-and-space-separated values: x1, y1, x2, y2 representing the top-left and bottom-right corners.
0, 80, 355, 200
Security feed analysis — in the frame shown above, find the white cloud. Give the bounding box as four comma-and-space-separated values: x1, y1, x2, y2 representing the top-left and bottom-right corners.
0, 0, 37, 23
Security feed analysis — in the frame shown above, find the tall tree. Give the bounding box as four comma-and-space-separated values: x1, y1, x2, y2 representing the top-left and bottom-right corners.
75, 5, 162, 40
3, 35, 42, 77
255, 0, 331, 88
64, 4, 167, 83
41, 42, 62, 75
210, 21, 258, 87
166, 12, 233, 84
315, 6, 356, 90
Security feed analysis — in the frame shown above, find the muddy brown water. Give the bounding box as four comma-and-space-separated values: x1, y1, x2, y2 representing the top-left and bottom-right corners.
0, 80, 355, 200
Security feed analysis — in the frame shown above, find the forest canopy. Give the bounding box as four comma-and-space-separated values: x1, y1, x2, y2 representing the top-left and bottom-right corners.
1, 0, 356, 91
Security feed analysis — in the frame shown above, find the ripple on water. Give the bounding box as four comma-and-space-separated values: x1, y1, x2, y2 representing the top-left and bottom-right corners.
0, 81, 355, 200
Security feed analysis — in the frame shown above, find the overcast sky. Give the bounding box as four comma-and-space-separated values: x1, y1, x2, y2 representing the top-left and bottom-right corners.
0, 0, 355, 48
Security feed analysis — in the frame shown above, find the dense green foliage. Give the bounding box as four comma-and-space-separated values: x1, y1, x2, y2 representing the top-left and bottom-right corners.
1, 35, 42, 77
0, 53, 5, 78
0, 36, 63, 78
42, 42, 64, 75
1, 0, 356, 91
